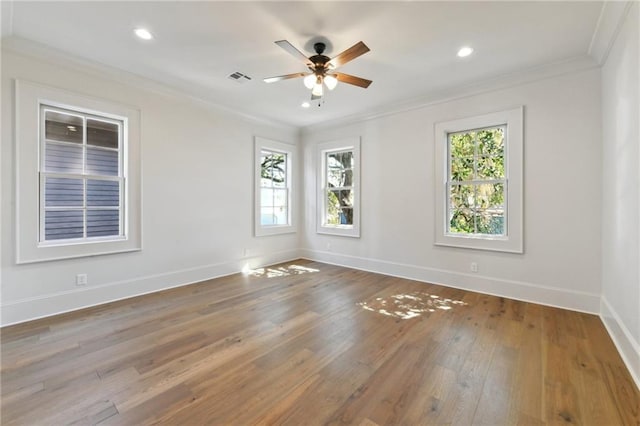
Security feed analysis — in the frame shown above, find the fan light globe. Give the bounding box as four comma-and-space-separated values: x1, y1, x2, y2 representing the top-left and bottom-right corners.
324, 75, 338, 90
303, 74, 316, 89
457, 46, 474, 58
312, 83, 323, 97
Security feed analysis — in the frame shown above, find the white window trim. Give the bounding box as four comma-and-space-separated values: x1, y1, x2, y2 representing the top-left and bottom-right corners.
434, 107, 523, 253
317, 137, 361, 238
254, 137, 296, 237
15, 80, 142, 263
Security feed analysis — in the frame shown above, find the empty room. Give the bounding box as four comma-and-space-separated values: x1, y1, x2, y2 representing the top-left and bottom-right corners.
1, 1, 639, 424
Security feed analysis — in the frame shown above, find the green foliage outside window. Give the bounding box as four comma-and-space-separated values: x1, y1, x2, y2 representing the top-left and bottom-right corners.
449, 127, 506, 235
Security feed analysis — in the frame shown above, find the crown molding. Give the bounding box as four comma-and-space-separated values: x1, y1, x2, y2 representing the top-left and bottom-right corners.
301, 54, 599, 135
1, 36, 298, 132
588, 1, 635, 66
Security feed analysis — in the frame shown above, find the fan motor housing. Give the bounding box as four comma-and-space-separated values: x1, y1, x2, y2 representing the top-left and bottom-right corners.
310, 42, 330, 67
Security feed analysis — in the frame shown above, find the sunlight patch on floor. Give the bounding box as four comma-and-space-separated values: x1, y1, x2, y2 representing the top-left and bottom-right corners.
244, 264, 320, 278
357, 291, 468, 319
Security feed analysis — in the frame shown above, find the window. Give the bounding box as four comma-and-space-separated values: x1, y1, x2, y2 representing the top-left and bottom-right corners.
40, 106, 123, 243
447, 126, 506, 236
254, 137, 296, 236
434, 107, 523, 253
15, 80, 141, 263
317, 137, 360, 237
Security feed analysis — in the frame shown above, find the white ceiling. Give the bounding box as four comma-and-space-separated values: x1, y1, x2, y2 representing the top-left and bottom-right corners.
1, 1, 604, 128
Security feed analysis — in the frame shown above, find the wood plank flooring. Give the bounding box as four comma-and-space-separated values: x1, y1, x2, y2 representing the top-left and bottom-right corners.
1, 260, 638, 425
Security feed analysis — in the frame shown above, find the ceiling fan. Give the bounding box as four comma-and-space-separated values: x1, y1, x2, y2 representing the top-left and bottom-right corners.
264, 40, 372, 101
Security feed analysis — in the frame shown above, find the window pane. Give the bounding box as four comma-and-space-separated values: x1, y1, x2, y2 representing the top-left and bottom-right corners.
338, 207, 353, 225
273, 189, 288, 208
87, 119, 118, 149
275, 153, 286, 174
261, 207, 275, 225
261, 151, 286, 188
87, 180, 120, 207
45, 111, 83, 144
271, 153, 286, 188
477, 128, 504, 157
260, 177, 273, 188
450, 157, 473, 181
326, 189, 354, 225
338, 189, 354, 207
44, 210, 83, 240
273, 206, 288, 225
477, 156, 504, 179
326, 190, 341, 225
476, 183, 505, 209
45, 177, 83, 207
45, 142, 83, 173
86, 210, 120, 237
86, 147, 118, 176
450, 132, 474, 157
449, 207, 474, 234
475, 209, 505, 235
327, 151, 353, 170
327, 169, 353, 188
261, 188, 274, 207
327, 169, 343, 188
449, 184, 475, 210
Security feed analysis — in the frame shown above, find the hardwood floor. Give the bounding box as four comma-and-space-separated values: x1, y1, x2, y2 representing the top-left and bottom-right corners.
1, 260, 638, 425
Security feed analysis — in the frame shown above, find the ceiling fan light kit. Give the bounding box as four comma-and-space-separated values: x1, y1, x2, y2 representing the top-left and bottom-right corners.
264, 39, 372, 105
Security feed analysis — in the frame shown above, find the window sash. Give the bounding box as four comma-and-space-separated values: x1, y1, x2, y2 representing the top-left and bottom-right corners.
39, 105, 125, 243
259, 149, 291, 227
445, 180, 507, 237
446, 125, 507, 237
323, 149, 355, 228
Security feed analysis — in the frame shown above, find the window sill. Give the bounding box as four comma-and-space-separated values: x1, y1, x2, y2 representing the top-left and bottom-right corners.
434, 236, 522, 253
317, 226, 360, 238
255, 225, 296, 237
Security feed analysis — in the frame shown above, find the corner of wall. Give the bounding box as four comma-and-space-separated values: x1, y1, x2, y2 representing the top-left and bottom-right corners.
600, 297, 640, 390
588, 1, 635, 65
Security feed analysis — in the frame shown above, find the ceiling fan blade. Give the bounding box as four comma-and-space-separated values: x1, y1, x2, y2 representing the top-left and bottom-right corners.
334, 72, 372, 89
263, 72, 308, 83
328, 41, 370, 69
275, 40, 314, 68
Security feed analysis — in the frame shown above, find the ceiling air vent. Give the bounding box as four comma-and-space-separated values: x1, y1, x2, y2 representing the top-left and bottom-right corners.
228, 72, 252, 84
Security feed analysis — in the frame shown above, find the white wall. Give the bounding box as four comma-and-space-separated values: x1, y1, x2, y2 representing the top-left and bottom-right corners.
600, 3, 640, 387
1, 50, 300, 325
301, 68, 603, 314
0, 13, 636, 389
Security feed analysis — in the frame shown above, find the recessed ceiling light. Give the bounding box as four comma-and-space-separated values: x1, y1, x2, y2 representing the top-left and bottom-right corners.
301, 102, 310, 108
134, 28, 153, 40
457, 46, 474, 58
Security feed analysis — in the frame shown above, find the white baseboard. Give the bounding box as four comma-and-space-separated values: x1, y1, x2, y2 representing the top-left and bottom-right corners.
6, 248, 635, 391
300, 249, 601, 314
0, 249, 300, 327
600, 297, 640, 390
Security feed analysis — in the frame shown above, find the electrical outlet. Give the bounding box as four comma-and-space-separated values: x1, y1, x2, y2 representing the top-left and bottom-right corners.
76, 273, 88, 286
470, 262, 478, 273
